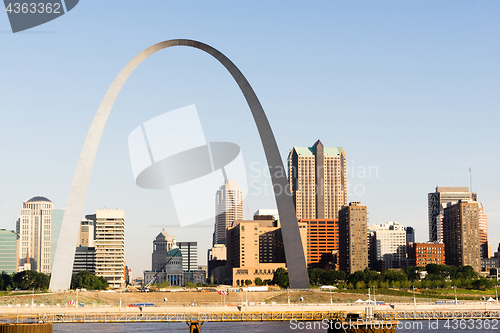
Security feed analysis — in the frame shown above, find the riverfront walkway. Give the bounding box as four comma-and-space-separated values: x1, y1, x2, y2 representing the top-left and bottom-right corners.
1, 308, 500, 324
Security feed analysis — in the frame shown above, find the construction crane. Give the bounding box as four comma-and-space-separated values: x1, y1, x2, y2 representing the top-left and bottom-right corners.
143, 248, 181, 291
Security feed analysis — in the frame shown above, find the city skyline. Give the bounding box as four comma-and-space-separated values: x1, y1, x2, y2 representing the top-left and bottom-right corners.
1, 2, 499, 277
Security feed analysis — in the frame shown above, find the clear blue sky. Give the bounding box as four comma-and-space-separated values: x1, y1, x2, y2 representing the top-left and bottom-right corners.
1, 1, 499, 276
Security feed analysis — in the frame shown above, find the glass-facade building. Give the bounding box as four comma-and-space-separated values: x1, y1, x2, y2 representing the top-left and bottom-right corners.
0, 230, 19, 274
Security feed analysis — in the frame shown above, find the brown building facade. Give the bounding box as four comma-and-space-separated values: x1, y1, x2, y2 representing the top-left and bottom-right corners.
226, 217, 307, 286
288, 140, 347, 220
443, 200, 481, 272
339, 202, 368, 274
300, 219, 339, 269
407, 242, 445, 267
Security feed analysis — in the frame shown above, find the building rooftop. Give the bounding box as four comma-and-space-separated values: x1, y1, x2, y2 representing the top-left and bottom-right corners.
155, 229, 172, 242
166, 248, 182, 257
25, 196, 52, 203
292, 146, 343, 157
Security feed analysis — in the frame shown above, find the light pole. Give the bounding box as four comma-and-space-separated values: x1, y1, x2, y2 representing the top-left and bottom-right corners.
496, 271, 498, 304
31, 289, 34, 309
76, 289, 79, 308
495, 284, 498, 304
453, 286, 457, 306
164, 297, 167, 313
412, 286, 416, 309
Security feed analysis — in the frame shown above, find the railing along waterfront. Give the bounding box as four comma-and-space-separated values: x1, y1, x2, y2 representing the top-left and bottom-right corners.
375, 310, 500, 320
1, 309, 499, 324
1, 311, 347, 324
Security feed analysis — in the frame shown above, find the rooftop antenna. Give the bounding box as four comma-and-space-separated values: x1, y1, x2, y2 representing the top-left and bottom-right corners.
469, 166, 472, 192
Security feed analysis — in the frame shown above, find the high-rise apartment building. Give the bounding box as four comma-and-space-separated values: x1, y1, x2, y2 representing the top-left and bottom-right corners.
443, 200, 481, 272
478, 203, 489, 258
18, 196, 53, 273
339, 202, 368, 274
178, 241, 198, 272
299, 219, 339, 269
288, 140, 347, 220
86, 209, 125, 288
428, 187, 477, 242
0, 230, 19, 274
367, 222, 407, 270
213, 180, 244, 246
226, 216, 307, 286
151, 229, 174, 272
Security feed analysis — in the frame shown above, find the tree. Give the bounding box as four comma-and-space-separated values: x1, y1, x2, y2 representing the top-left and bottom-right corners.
472, 277, 493, 290
70, 271, 108, 290
308, 268, 324, 286
272, 268, 289, 289
245, 279, 252, 286
403, 266, 421, 281
12, 270, 49, 290
456, 266, 478, 280
254, 277, 263, 286
185, 282, 196, 288
0, 272, 13, 291
155, 281, 170, 288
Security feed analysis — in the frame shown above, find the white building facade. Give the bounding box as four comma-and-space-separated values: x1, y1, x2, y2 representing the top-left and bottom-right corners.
18, 196, 54, 273
368, 221, 407, 269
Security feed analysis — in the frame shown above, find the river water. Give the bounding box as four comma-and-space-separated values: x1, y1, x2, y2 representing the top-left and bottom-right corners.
53, 319, 500, 332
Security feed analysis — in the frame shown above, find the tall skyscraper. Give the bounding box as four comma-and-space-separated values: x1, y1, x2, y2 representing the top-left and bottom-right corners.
18, 196, 53, 273
213, 180, 244, 246
339, 202, 368, 274
428, 186, 477, 242
443, 200, 481, 272
86, 209, 125, 288
288, 140, 347, 220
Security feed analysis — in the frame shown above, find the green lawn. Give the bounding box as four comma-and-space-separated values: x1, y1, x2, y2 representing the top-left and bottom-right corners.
332, 287, 496, 301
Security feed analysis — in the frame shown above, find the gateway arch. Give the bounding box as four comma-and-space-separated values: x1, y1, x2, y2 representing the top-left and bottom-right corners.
49, 39, 310, 291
